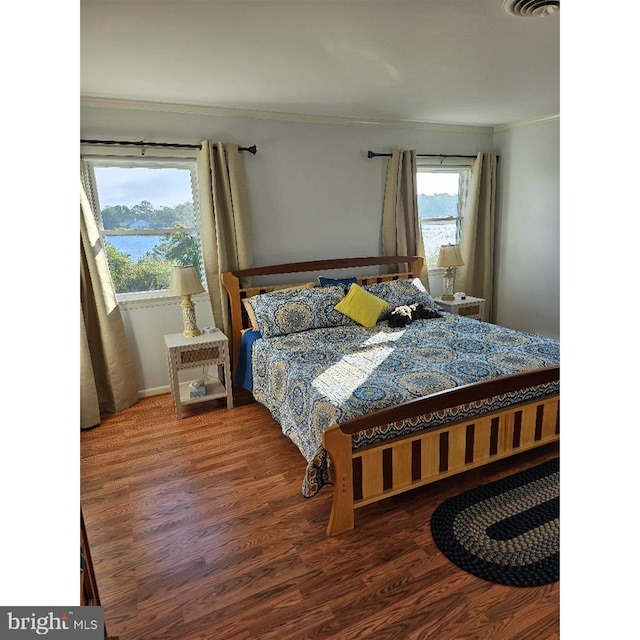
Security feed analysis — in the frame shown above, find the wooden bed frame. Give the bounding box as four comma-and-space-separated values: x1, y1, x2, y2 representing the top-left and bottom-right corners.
221, 256, 560, 536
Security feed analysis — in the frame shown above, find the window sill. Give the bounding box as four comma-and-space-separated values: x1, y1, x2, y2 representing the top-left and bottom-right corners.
118, 291, 209, 311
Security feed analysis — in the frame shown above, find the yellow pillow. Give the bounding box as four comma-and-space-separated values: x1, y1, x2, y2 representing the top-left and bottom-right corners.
334, 283, 389, 328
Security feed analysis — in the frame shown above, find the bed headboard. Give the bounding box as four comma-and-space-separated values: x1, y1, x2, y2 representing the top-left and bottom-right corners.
221, 255, 424, 375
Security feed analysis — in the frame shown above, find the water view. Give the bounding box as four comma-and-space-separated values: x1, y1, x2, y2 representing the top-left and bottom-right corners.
107, 235, 165, 261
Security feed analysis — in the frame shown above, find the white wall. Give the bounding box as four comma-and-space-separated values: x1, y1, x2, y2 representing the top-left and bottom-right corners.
81, 100, 559, 395
493, 117, 560, 339
118, 294, 215, 395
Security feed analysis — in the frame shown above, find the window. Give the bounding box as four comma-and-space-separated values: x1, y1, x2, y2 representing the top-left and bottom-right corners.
82, 157, 204, 300
417, 167, 470, 265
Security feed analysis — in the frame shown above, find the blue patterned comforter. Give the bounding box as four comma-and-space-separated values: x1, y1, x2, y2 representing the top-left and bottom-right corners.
250, 313, 560, 497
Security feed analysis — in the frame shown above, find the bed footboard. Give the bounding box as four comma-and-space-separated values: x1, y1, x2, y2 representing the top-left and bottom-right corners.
322, 366, 560, 536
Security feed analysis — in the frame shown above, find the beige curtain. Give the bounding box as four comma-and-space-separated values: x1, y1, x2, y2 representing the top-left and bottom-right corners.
197, 142, 254, 339
457, 152, 498, 321
381, 149, 430, 288
80, 183, 139, 429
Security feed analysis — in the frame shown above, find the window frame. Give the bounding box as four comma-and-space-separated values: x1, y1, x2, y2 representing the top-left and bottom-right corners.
81, 153, 206, 305
416, 159, 473, 267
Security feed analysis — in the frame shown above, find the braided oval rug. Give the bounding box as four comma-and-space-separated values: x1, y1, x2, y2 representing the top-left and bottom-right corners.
430, 458, 559, 587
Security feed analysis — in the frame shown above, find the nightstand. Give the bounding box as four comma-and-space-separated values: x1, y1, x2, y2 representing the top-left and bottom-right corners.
433, 296, 485, 321
164, 329, 233, 419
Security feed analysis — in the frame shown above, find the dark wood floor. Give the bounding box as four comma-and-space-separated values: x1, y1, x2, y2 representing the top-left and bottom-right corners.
81, 389, 560, 640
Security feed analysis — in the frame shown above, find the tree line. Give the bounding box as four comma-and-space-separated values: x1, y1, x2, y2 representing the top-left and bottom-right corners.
101, 200, 196, 230
418, 193, 458, 218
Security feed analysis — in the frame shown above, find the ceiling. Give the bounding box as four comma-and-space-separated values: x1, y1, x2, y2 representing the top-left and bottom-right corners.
80, 0, 560, 128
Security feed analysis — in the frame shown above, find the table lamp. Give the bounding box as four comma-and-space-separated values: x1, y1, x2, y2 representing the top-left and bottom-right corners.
169, 265, 205, 337
436, 244, 464, 301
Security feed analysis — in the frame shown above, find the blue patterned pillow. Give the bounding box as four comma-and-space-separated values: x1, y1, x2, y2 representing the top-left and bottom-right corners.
318, 276, 357, 290
363, 278, 435, 318
246, 285, 352, 337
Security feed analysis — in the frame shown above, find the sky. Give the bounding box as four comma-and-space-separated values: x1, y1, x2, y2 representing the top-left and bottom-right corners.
416, 172, 458, 196
94, 166, 193, 207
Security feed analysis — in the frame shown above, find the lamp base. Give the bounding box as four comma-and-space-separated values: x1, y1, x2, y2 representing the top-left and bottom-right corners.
181, 296, 201, 337
442, 268, 455, 301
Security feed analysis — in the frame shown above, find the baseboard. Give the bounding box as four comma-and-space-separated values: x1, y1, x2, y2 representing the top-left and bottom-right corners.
138, 385, 171, 398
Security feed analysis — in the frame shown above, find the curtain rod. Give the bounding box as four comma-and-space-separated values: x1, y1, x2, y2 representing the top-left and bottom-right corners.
367, 151, 498, 161
80, 139, 257, 155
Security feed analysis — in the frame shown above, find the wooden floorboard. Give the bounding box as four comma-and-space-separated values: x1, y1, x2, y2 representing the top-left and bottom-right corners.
81, 390, 560, 640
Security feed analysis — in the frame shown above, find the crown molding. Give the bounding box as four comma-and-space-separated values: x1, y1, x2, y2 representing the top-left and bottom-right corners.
493, 114, 559, 133
80, 96, 493, 134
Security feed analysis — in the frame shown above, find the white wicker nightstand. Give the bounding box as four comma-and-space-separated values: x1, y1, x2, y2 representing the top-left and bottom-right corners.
164, 329, 233, 419
433, 296, 485, 321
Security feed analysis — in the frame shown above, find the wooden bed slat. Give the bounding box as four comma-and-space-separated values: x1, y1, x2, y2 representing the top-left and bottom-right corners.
473, 419, 493, 463
421, 431, 440, 479
520, 404, 538, 447
392, 441, 413, 489
541, 398, 559, 439
497, 412, 515, 456
361, 449, 384, 500
448, 423, 468, 471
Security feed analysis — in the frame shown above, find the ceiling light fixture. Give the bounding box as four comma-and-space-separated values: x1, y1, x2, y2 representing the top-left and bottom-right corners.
503, 0, 559, 17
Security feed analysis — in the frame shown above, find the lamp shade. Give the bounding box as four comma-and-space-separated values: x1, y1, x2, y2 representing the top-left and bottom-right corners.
436, 244, 464, 268
168, 266, 205, 296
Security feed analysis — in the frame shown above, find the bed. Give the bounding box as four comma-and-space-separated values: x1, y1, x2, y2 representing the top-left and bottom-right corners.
221, 256, 559, 535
